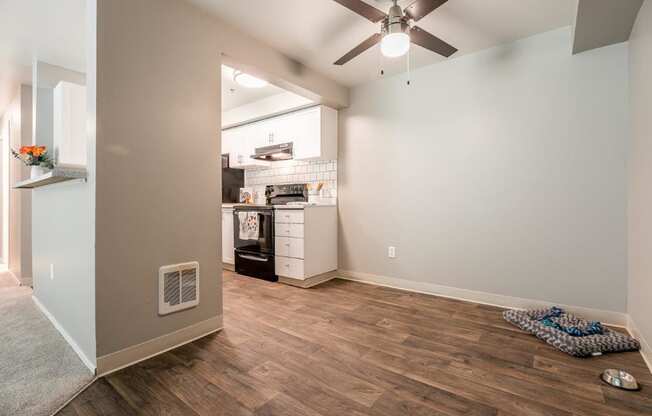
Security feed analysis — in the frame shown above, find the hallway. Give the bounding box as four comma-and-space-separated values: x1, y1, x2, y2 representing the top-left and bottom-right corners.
0, 271, 93, 416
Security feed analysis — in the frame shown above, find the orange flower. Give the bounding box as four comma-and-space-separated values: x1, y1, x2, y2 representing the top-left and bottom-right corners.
32, 146, 46, 157
19, 146, 34, 155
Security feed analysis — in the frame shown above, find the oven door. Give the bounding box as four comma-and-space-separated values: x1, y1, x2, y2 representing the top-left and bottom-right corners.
234, 251, 277, 281
233, 207, 274, 255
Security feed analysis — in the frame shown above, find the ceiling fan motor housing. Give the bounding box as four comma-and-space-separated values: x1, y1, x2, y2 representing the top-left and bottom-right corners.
383, 4, 410, 36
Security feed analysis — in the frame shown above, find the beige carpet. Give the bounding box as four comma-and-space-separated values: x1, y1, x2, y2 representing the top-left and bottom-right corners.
0, 272, 94, 416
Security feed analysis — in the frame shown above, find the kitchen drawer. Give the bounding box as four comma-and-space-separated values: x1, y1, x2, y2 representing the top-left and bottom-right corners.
275, 223, 304, 238
275, 256, 305, 279
275, 237, 304, 259
275, 210, 304, 224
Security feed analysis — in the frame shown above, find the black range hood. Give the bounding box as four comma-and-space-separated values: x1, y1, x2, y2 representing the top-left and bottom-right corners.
251, 142, 293, 161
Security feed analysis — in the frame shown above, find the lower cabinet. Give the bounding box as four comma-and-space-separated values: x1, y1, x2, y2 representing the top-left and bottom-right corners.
222, 207, 234, 265
274, 256, 305, 280
274, 207, 337, 282
275, 236, 305, 259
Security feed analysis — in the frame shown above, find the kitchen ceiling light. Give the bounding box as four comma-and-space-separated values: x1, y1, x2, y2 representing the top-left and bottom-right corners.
381, 32, 410, 58
233, 70, 268, 89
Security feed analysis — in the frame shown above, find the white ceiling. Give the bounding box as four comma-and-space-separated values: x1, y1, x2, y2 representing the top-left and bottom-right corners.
189, 0, 577, 87
0, 0, 86, 116
0, 0, 578, 116
221, 66, 286, 111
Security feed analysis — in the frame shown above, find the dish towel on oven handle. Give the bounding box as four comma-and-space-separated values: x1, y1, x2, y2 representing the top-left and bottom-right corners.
238, 212, 259, 241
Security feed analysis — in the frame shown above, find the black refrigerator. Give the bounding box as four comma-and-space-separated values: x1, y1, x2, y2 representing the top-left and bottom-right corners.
222, 154, 244, 203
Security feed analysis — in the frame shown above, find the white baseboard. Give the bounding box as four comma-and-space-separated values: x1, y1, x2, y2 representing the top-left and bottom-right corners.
627, 315, 652, 374
32, 295, 96, 374
96, 315, 223, 376
337, 270, 629, 327
7, 270, 21, 286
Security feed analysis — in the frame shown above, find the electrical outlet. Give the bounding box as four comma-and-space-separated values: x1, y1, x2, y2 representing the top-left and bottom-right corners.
50, 264, 54, 280
388, 246, 396, 258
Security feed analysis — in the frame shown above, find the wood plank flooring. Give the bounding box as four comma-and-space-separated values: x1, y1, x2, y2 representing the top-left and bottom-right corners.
61, 271, 652, 416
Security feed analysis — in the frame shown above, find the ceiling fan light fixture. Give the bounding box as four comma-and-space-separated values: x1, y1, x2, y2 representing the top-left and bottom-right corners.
233, 70, 268, 89
381, 32, 410, 58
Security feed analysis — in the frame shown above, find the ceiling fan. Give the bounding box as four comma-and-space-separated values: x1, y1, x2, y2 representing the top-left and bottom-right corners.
333, 0, 457, 65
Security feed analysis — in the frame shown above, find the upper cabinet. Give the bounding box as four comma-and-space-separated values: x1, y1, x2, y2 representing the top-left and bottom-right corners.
224, 124, 269, 169
221, 105, 338, 169
291, 106, 337, 161
53, 81, 87, 166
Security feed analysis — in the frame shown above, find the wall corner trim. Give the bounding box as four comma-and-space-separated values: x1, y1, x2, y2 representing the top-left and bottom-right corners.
336, 270, 629, 327
96, 315, 223, 377
32, 295, 96, 374
627, 315, 652, 374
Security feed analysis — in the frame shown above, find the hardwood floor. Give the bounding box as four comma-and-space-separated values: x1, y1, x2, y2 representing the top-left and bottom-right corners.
61, 271, 652, 416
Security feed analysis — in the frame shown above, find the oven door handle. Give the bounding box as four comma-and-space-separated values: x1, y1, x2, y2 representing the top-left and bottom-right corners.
238, 254, 269, 262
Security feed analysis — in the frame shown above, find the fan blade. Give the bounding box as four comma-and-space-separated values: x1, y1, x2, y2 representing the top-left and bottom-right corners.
404, 0, 448, 22
334, 33, 382, 65
410, 26, 457, 57
332, 0, 387, 23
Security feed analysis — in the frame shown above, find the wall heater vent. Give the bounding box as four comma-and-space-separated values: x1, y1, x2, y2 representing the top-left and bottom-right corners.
159, 261, 200, 315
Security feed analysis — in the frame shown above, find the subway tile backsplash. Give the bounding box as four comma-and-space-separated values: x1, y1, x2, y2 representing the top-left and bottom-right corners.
245, 160, 337, 205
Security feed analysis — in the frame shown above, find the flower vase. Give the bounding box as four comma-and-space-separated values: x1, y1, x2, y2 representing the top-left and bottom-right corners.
30, 165, 47, 179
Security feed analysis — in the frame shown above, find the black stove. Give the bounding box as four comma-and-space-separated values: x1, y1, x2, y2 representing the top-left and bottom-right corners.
233, 184, 308, 281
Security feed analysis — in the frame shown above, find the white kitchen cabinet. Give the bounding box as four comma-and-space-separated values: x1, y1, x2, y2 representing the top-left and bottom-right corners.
222, 207, 235, 265
222, 128, 235, 156
221, 105, 338, 168
274, 206, 337, 287
225, 124, 269, 169
53, 81, 87, 166
275, 223, 304, 238
255, 115, 285, 146
275, 256, 304, 280
275, 237, 305, 259
292, 106, 338, 161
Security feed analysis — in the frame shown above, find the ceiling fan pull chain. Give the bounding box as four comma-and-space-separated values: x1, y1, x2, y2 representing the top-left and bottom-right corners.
379, 43, 385, 77
406, 45, 411, 86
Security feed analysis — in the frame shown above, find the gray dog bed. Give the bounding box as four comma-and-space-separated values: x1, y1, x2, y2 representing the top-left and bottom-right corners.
503, 307, 640, 357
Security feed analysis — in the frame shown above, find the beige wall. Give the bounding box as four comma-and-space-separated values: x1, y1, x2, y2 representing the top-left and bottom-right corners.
3, 85, 32, 285
92, 0, 221, 358
90, 0, 347, 365
628, 0, 652, 363
339, 28, 629, 314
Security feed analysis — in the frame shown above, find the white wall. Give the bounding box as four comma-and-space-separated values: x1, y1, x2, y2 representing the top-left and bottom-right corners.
223, 91, 313, 128
0, 112, 7, 264
32, 180, 94, 367
3, 85, 33, 285
34, 87, 53, 149
628, 0, 652, 365
31, 62, 95, 368
339, 28, 629, 314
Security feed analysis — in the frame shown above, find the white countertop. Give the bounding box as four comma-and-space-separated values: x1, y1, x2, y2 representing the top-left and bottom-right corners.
221, 203, 335, 210
274, 204, 336, 210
